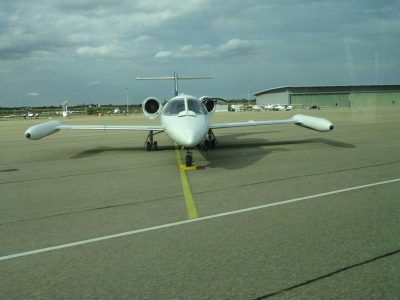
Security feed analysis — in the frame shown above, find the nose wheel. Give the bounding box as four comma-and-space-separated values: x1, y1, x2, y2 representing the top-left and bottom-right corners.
185, 151, 193, 167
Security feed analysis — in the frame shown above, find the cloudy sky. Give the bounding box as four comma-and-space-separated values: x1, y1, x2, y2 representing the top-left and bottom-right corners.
1, 0, 399, 107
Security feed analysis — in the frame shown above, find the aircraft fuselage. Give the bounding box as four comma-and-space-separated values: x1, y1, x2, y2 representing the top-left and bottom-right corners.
160, 95, 210, 147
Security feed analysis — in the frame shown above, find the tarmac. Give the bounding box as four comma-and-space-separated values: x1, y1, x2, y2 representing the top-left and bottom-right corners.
1, 107, 400, 299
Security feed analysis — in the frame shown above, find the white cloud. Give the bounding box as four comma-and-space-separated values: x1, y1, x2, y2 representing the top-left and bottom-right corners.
76, 45, 112, 57
0, 0, 211, 61
1, 1, 400, 106
134, 35, 151, 42
154, 51, 174, 59
26, 92, 39, 96
136, 0, 209, 16
217, 39, 252, 56
176, 44, 213, 58
154, 39, 254, 60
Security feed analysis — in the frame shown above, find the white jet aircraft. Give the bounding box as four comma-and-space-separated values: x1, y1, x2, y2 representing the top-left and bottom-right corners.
25, 73, 334, 166
56, 101, 71, 118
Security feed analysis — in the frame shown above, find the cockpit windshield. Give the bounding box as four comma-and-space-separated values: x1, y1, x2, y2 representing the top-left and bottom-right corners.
163, 97, 207, 115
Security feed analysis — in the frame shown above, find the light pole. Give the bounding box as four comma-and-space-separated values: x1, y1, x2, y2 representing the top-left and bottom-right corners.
126, 87, 129, 114
247, 85, 250, 105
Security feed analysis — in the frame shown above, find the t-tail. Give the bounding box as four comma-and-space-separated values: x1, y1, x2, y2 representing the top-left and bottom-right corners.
136, 72, 213, 96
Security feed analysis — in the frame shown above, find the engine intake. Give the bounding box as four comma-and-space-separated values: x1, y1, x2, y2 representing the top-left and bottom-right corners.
200, 96, 216, 113
142, 97, 162, 119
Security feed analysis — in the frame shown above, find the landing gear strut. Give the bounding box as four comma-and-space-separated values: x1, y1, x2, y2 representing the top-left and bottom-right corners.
145, 130, 160, 151
202, 129, 218, 151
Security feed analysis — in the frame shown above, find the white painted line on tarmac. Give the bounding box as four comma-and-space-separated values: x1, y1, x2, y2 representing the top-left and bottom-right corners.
1, 177, 399, 262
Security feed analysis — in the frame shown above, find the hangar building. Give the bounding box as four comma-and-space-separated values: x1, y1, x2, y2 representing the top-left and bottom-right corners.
254, 84, 400, 108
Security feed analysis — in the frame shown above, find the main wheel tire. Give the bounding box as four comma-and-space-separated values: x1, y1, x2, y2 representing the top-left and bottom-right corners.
146, 141, 152, 151
185, 155, 192, 167
203, 140, 210, 151
153, 141, 158, 151
210, 139, 216, 149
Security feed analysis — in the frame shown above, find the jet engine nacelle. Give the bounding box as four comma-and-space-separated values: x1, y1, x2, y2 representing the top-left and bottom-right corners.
291, 114, 334, 132
25, 120, 61, 140
142, 97, 162, 120
199, 96, 216, 113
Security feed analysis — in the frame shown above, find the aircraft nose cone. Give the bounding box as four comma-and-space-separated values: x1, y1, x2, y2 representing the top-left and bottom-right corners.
163, 114, 208, 147
179, 129, 197, 146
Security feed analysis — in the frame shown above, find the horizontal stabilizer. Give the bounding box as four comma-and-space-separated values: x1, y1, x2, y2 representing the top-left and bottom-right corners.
136, 76, 213, 80
136, 72, 213, 96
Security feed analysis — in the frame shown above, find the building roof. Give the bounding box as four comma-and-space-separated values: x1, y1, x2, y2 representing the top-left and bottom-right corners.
254, 84, 400, 96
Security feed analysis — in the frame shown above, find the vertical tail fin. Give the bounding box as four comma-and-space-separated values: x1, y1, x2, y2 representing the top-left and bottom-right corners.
136, 73, 213, 96
174, 72, 178, 96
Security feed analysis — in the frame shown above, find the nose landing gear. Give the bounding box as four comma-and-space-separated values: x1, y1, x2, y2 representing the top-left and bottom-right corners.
185, 150, 193, 167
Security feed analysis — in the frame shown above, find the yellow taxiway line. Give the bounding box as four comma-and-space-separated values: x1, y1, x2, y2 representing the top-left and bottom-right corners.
175, 146, 199, 219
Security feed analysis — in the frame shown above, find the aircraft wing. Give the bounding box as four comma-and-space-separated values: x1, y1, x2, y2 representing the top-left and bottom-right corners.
210, 119, 297, 129
57, 124, 163, 131
210, 114, 334, 132
25, 120, 163, 140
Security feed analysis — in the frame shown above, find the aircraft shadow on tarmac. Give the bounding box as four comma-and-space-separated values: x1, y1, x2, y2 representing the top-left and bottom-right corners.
70, 145, 177, 159
199, 132, 355, 170
70, 131, 355, 170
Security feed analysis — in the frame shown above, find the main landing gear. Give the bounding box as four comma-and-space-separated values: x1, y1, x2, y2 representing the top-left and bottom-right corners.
200, 129, 218, 151
145, 130, 161, 151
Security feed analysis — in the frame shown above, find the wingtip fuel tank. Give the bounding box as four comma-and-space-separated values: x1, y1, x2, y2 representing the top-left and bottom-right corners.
25, 120, 62, 140
291, 114, 334, 132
